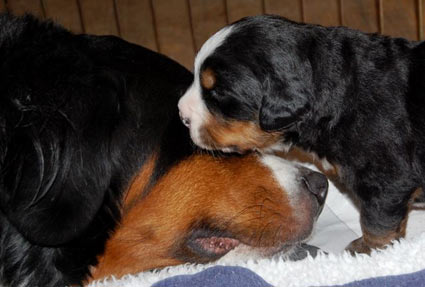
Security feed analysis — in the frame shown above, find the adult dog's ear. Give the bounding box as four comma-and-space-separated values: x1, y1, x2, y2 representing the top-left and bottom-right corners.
259, 75, 312, 132
0, 71, 122, 246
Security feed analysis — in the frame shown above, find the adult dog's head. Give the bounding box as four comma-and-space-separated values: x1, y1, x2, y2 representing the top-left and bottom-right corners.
178, 15, 322, 153
89, 153, 329, 281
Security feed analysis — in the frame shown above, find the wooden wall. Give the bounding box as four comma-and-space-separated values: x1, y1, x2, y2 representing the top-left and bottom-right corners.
1, 0, 424, 70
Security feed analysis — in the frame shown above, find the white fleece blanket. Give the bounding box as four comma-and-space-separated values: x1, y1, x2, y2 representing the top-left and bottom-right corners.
90, 176, 425, 287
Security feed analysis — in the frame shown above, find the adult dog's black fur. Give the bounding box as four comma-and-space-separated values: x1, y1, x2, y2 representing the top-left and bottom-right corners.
178, 15, 425, 253
0, 13, 192, 286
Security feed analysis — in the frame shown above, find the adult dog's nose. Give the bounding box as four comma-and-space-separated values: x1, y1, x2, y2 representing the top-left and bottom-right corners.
302, 171, 328, 205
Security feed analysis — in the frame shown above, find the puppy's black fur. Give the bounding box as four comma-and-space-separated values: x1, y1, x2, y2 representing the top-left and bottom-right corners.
0, 14, 192, 286
196, 15, 425, 249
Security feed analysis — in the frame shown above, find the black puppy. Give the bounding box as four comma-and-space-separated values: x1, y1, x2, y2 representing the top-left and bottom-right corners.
0, 13, 192, 286
178, 15, 425, 254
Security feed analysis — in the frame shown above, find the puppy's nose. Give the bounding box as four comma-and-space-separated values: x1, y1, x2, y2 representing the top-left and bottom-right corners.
302, 171, 328, 205
179, 111, 191, 128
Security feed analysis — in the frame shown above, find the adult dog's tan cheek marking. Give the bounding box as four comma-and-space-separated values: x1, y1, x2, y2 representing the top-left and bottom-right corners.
200, 115, 280, 151
201, 68, 216, 90
122, 154, 157, 212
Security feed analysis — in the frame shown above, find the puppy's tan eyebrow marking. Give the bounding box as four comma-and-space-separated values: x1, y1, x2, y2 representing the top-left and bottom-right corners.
201, 67, 216, 90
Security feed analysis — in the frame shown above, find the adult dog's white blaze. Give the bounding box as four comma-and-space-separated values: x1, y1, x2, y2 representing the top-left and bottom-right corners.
260, 154, 300, 202
178, 25, 234, 147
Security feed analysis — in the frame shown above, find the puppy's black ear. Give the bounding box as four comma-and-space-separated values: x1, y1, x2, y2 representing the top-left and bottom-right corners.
259, 75, 312, 131
0, 71, 122, 246
257, 39, 316, 132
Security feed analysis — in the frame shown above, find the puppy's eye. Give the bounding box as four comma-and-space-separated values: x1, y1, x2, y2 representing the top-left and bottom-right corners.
200, 68, 216, 90
209, 89, 218, 97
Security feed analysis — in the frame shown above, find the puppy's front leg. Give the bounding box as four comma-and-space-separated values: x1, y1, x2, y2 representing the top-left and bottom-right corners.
346, 214, 408, 255
346, 175, 416, 254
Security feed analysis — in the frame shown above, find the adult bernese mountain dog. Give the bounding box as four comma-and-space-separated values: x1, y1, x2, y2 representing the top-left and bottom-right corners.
0, 14, 327, 286
178, 14, 425, 254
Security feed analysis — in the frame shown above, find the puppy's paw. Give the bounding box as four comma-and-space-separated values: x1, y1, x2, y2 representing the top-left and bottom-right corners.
345, 237, 372, 255
346, 233, 399, 255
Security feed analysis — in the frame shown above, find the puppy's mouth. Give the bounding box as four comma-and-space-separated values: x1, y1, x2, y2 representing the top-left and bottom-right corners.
217, 145, 249, 154
194, 130, 284, 155
207, 145, 277, 155
192, 139, 251, 155
193, 134, 259, 154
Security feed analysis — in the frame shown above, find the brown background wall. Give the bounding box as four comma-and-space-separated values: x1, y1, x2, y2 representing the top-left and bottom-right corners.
1, 0, 424, 70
